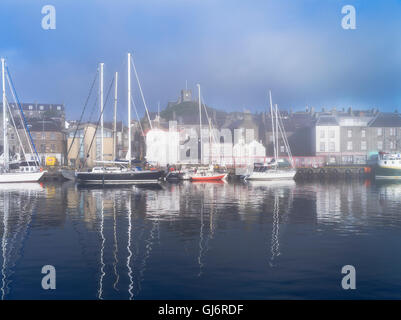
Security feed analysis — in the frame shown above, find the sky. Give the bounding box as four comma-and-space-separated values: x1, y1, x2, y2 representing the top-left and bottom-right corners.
1, 0, 401, 121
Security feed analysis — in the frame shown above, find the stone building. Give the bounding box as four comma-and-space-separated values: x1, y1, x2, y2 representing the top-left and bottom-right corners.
1, 119, 66, 165
366, 112, 401, 155
66, 123, 113, 168
263, 111, 315, 157
313, 110, 401, 164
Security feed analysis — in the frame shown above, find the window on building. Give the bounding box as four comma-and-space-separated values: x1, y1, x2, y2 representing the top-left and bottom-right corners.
39, 105, 44, 110
50, 144, 56, 152
320, 142, 325, 152
41, 132, 45, 140
361, 129, 366, 138
50, 133, 56, 140
329, 130, 335, 139
347, 129, 352, 138
377, 128, 383, 136
280, 145, 285, 153
57, 106, 61, 110
342, 155, 354, 164
329, 142, 335, 152
29, 105, 33, 110
40, 144, 46, 153
361, 141, 367, 151
390, 128, 397, 136
347, 141, 353, 151
378, 141, 383, 150
390, 141, 396, 150
320, 130, 325, 139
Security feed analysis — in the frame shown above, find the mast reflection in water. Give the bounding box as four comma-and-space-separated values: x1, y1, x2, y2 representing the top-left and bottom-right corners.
1, 179, 401, 299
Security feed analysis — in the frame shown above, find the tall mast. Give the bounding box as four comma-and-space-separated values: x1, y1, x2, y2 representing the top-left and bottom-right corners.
208, 117, 212, 165
269, 90, 276, 162
113, 71, 118, 160
130, 54, 152, 129
275, 103, 279, 161
157, 101, 160, 122
197, 84, 202, 164
1, 58, 8, 171
99, 62, 104, 162
127, 53, 131, 168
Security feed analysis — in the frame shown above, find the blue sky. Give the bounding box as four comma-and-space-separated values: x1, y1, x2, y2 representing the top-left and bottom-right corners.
1, 0, 401, 121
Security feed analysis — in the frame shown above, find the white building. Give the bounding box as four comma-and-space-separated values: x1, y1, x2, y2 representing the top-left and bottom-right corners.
233, 139, 266, 166
145, 127, 179, 166
315, 116, 340, 163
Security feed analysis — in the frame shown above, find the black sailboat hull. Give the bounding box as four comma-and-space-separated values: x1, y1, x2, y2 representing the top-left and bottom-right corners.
76, 170, 164, 185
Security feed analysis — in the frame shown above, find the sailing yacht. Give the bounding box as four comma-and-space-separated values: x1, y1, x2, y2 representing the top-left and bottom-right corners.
245, 91, 296, 181
189, 84, 227, 182
75, 54, 163, 185
0, 58, 45, 183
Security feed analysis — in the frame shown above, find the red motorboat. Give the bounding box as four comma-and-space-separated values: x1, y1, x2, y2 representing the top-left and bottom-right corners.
189, 166, 227, 182
190, 173, 227, 182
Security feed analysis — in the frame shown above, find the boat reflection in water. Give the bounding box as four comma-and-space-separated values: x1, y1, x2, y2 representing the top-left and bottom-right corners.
0, 183, 44, 300
2, 179, 401, 299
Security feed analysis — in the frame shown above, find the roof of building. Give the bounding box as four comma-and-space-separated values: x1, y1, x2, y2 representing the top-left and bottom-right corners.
27, 119, 63, 132
316, 115, 339, 126
66, 122, 113, 132
368, 112, 401, 127
337, 116, 373, 127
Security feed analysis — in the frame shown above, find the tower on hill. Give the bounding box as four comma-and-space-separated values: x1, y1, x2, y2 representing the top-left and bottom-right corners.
180, 89, 192, 103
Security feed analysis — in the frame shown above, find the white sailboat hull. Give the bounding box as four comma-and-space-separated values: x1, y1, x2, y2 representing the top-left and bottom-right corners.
0, 171, 45, 183
245, 169, 296, 181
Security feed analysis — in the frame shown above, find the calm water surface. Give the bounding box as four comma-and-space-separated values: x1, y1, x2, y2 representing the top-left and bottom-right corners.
1, 179, 401, 299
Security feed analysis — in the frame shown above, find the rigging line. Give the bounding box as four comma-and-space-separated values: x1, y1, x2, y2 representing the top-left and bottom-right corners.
5, 98, 29, 165
66, 70, 99, 159
278, 118, 293, 166
131, 95, 144, 137
200, 95, 219, 145
5, 67, 41, 165
75, 93, 99, 166
277, 112, 294, 167
269, 90, 277, 161
200, 94, 222, 165
5, 74, 38, 166
130, 55, 152, 129
82, 76, 115, 168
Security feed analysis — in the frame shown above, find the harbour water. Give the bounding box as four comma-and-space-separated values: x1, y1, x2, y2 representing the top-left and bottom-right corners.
1, 179, 401, 299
